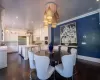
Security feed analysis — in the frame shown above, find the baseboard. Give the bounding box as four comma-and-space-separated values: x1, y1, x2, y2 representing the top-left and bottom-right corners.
77, 55, 100, 63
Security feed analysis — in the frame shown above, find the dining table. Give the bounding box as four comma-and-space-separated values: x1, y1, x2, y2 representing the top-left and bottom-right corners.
35, 49, 70, 67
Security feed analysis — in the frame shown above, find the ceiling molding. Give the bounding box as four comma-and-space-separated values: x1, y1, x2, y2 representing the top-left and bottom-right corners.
57, 9, 100, 26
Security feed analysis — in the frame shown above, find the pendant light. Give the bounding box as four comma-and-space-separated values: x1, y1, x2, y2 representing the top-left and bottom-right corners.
43, 2, 59, 28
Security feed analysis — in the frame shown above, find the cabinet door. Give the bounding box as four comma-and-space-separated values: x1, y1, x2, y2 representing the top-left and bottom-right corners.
0, 51, 7, 69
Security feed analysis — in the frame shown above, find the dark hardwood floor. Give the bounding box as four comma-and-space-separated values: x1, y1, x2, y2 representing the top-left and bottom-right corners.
0, 53, 30, 80
0, 53, 100, 80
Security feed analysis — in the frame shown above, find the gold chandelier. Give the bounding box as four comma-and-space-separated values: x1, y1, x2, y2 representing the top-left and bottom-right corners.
44, 2, 59, 28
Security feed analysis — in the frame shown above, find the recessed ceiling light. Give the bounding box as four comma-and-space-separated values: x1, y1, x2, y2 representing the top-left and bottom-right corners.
31, 21, 34, 23
96, 0, 99, 2
16, 16, 18, 19
13, 22, 15, 24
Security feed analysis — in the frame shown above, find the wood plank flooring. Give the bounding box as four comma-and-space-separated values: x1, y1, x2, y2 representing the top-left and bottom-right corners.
0, 53, 100, 80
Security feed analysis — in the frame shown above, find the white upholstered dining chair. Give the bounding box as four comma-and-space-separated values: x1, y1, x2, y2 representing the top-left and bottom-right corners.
28, 51, 35, 79
70, 48, 77, 66
60, 46, 68, 55
55, 54, 74, 79
34, 54, 55, 80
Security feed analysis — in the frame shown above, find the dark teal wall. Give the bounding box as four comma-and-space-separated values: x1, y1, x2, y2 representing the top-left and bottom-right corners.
51, 28, 54, 44
52, 13, 100, 58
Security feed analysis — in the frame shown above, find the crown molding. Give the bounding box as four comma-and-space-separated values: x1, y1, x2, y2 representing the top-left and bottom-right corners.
57, 9, 100, 26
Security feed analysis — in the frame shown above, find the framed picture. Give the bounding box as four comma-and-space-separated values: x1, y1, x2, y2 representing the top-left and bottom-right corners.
60, 22, 77, 45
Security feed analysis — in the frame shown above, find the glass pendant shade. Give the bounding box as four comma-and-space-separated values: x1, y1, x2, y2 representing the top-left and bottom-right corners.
43, 19, 48, 23
47, 16, 52, 20
44, 25, 48, 27
44, 11, 47, 19
44, 21, 48, 25
52, 23, 57, 28
48, 21, 52, 24
44, 16, 47, 22
47, 18, 52, 24
46, 7, 53, 20
48, 18, 52, 22
44, 22, 48, 27
44, 11, 48, 23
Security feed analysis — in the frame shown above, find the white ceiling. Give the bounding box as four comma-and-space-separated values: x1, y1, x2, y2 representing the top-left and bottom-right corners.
1, 0, 99, 30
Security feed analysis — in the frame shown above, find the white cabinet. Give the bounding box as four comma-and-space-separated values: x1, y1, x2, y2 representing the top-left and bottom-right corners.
22, 47, 28, 60
0, 46, 7, 69
18, 45, 29, 60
